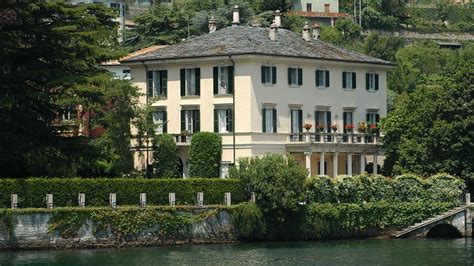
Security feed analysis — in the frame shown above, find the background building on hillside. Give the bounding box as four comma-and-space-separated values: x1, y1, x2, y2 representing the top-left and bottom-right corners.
288, 0, 350, 26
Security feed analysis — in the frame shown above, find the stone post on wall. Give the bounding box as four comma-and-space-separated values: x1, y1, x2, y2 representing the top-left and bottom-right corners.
197, 192, 204, 207
46, 194, 53, 209
11, 194, 18, 209
109, 193, 117, 209
140, 193, 147, 208
224, 192, 231, 206
169, 193, 176, 206
78, 193, 85, 208
466, 193, 472, 237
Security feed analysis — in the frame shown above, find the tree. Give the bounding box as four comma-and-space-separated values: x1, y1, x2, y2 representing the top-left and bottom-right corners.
382, 61, 474, 189
0, 1, 125, 177
152, 134, 180, 178
363, 33, 404, 62
229, 154, 307, 222
188, 132, 222, 178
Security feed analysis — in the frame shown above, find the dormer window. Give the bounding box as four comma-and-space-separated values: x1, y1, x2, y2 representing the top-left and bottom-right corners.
213, 66, 234, 95
288, 67, 303, 86
261, 66, 277, 85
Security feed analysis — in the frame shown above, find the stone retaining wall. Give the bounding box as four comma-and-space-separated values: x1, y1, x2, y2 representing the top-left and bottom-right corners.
0, 207, 237, 250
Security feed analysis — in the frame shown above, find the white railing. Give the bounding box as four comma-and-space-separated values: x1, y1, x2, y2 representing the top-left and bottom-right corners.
288, 132, 382, 144
172, 134, 193, 144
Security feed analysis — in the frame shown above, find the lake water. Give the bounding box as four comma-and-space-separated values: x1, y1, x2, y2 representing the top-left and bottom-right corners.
0, 239, 473, 265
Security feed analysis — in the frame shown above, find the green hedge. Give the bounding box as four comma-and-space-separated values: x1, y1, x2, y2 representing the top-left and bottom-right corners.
0, 178, 246, 208
305, 173, 465, 204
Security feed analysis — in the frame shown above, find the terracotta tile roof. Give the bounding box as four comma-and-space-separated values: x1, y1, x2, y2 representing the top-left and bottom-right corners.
101, 45, 169, 66
120, 26, 393, 66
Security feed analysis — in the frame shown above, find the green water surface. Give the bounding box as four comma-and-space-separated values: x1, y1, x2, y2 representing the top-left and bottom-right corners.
0, 239, 472, 265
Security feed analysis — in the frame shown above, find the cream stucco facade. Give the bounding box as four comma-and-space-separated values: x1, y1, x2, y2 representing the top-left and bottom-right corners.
126, 54, 390, 178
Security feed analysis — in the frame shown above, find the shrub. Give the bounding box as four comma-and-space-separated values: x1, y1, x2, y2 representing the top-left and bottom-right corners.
427, 173, 465, 203
231, 203, 266, 240
188, 132, 222, 178
0, 178, 245, 208
304, 175, 337, 203
392, 174, 427, 202
355, 174, 392, 202
334, 175, 360, 203
152, 134, 180, 178
229, 154, 307, 214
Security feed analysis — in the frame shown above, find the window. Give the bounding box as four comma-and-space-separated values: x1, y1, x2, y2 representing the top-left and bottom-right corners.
291, 109, 303, 134
181, 109, 200, 133
110, 2, 120, 9
262, 107, 277, 133
315, 110, 331, 132
214, 108, 233, 133
62, 106, 77, 122
261, 66, 277, 85
343, 111, 353, 132
122, 69, 131, 79
315, 70, 330, 87
366, 112, 380, 125
152, 110, 167, 134
307, 3, 312, 12
343, 71, 356, 89
366, 73, 379, 91
288, 67, 303, 86
147, 70, 167, 97
324, 4, 330, 12
180, 68, 200, 96
213, 66, 234, 95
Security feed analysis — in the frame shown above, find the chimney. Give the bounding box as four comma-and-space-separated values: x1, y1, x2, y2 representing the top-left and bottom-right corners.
232, 5, 240, 26
274, 10, 281, 28
302, 22, 311, 41
269, 20, 278, 41
312, 22, 321, 40
208, 16, 217, 33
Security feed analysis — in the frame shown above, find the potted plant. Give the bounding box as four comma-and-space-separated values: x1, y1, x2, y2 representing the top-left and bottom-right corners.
369, 123, 379, 135
180, 130, 189, 142
345, 124, 354, 133
316, 123, 325, 133
357, 122, 366, 134
330, 123, 338, 133
303, 123, 312, 132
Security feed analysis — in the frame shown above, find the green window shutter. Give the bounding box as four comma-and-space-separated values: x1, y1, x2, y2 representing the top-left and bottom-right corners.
366, 73, 370, 90
228, 66, 234, 94
352, 72, 356, 89
315, 110, 320, 126
147, 71, 153, 97
195, 68, 201, 96
181, 110, 185, 131
163, 111, 167, 133
261, 66, 265, 84
213, 67, 219, 95
375, 74, 379, 91
227, 109, 233, 132
343, 112, 347, 133
214, 109, 218, 132
288, 68, 292, 85
272, 109, 277, 133
180, 69, 185, 96
342, 71, 347, 88
272, 66, 277, 84
194, 110, 200, 132
298, 68, 303, 86
366, 113, 370, 123
326, 111, 331, 129
315, 70, 320, 87
325, 70, 330, 87
161, 70, 167, 96
376, 114, 380, 123
298, 110, 303, 132
262, 108, 266, 132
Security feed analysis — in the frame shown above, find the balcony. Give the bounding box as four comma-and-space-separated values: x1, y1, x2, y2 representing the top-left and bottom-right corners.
172, 134, 193, 145
288, 132, 382, 145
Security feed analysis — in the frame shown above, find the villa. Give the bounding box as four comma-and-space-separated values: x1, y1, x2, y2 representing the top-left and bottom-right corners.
120, 7, 394, 178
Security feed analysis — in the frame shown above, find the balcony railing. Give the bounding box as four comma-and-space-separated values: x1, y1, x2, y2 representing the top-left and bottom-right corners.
288, 132, 381, 145
172, 134, 193, 144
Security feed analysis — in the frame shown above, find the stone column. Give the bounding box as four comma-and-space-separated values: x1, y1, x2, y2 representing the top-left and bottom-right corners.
360, 153, 366, 174
373, 153, 378, 175
305, 151, 312, 177
333, 152, 339, 177
347, 153, 353, 176
320, 152, 325, 175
